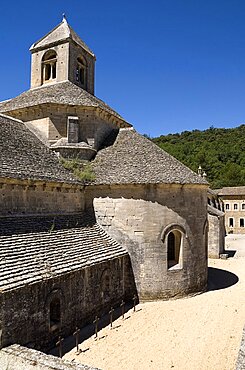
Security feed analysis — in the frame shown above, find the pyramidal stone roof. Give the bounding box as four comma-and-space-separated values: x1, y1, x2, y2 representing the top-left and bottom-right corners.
0, 114, 77, 184
0, 81, 127, 123
92, 128, 208, 185
0, 213, 127, 292
30, 17, 95, 56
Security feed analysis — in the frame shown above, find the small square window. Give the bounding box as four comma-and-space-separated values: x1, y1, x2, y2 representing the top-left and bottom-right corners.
225, 204, 230, 210
234, 204, 238, 210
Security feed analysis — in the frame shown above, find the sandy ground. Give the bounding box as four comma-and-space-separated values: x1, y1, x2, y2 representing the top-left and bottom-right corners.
64, 236, 245, 370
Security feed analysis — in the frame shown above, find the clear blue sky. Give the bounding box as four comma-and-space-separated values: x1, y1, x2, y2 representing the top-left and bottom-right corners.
1, 0, 245, 136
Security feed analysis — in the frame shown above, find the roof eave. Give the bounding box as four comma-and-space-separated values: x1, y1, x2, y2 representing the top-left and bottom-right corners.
30, 35, 95, 58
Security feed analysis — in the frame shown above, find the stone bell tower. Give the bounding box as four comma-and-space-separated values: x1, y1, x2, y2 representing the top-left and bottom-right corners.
29, 16, 96, 94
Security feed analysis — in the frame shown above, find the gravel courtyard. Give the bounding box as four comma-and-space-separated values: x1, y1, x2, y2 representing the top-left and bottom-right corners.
64, 235, 245, 370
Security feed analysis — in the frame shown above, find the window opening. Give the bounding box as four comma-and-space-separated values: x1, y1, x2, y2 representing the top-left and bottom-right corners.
225, 204, 230, 210
167, 230, 182, 269
240, 219, 244, 227
42, 50, 57, 84
76, 56, 87, 88
234, 204, 238, 210
229, 218, 234, 227
242, 204, 245, 210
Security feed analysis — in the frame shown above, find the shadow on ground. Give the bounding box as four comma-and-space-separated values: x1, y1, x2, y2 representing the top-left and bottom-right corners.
48, 302, 135, 358
208, 267, 239, 291
224, 249, 237, 257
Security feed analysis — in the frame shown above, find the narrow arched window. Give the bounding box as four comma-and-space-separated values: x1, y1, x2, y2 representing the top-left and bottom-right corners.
50, 297, 61, 331
76, 56, 87, 88
167, 230, 182, 269
42, 50, 57, 84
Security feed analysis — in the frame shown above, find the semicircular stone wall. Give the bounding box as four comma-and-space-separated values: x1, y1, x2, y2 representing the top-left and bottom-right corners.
92, 183, 208, 300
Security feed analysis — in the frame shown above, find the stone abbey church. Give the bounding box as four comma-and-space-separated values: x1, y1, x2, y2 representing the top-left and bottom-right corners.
0, 18, 209, 352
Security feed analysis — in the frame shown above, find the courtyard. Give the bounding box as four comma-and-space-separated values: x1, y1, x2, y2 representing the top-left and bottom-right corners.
63, 235, 245, 370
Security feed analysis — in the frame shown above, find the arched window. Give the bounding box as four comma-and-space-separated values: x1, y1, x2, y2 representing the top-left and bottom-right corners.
49, 297, 61, 332
42, 50, 57, 84
76, 56, 87, 88
167, 230, 182, 269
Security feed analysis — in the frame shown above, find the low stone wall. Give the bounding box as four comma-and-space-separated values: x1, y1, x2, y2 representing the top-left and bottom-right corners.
236, 326, 245, 370
0, 178, 84, 216
0, 255, 135, 351
0, 344, 100, 370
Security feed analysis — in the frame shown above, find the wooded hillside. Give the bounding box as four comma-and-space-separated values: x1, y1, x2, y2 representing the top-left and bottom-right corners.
152, 125, 245, 189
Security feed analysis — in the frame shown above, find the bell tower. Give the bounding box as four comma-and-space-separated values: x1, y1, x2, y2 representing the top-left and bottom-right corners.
29, 16, 96, 94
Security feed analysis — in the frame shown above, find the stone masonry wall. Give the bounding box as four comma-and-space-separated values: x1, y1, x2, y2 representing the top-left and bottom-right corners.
17, 105, 117, 149
0, 255, 134, 351
31, 43, 70, 89
90, 183, 208, 300
208, 213, 225, 258
69, 42, 95, 95
0, 179, 84, 216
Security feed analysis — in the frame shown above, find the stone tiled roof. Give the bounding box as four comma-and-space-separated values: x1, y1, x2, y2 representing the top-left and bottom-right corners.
91, 128, 208, 185
0, 213, 127, 292
216, 186, 245, 196
0, 81, 127, 122
0, 114, 77, 184
30, 18, 95, 57
0, 345, 100, 370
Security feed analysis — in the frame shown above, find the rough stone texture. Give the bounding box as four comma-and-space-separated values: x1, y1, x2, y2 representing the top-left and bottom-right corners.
0, 212, 128, 291
0, 114, 76, 184
92, 128, 208, 185
207, 205, 225, 258
0, 253, 134, 350
18, 107, 121, 151
0, 81, 126, 123
0, 344, 100, 370
0, 178, 84, 216
236, 326, 245, 370
90, 183, 208, 300
52, 140, 97, 160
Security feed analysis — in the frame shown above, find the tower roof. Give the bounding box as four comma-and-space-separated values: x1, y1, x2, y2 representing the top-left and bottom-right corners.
30, 17, 95, 57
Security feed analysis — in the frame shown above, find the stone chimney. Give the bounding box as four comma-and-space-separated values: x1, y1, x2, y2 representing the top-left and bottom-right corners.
67, 116, 79, 143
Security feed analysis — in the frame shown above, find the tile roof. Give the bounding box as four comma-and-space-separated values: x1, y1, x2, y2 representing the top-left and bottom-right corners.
30, 18, 95, 57
216, 186, 245, 196
0, 114, 77, 184
0, 213, 127, 292
0, 81, 127, 122
0, 345, 100, 370
91, 128, 208, 185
